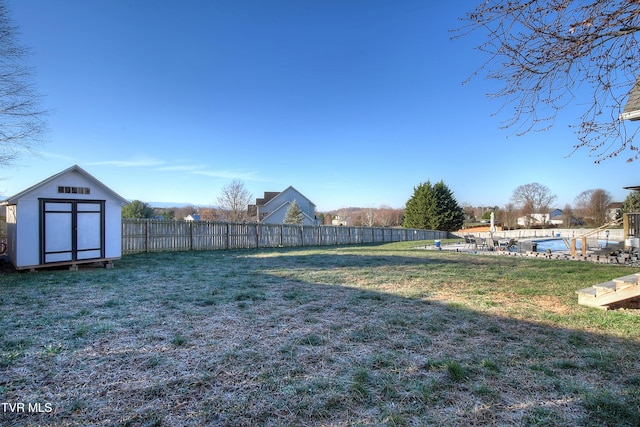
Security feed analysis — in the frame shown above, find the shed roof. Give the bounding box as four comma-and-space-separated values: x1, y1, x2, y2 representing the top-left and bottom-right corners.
1, 164, 129, 205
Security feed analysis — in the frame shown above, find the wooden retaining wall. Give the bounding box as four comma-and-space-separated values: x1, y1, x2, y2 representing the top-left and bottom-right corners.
121, 219, 448, 254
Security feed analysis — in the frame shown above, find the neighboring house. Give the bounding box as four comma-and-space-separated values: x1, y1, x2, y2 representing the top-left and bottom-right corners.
606, 202, 622, 221
332, 215, 349, 226
517, 212, 556, 227
548, 209, 564, 226
248, 186, 318, 225
184, 214, 200, 221
517, 208, 582, 227
620, 76, 640, 121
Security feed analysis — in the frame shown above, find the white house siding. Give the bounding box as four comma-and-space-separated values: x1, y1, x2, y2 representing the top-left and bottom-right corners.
260, 186, 317, 225
263, 202, 316, 226
263, 204, 288, 224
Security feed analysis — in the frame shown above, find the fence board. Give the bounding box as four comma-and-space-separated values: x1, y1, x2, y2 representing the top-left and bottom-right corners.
258, 223, 282, 248
121, 219, 447, 254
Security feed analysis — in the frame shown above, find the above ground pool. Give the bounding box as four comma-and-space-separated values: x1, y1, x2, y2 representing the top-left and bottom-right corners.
532, 238, 615, 252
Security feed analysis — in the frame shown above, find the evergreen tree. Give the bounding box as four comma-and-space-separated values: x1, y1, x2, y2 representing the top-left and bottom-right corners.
284, 200, 304, 224
403, 181, 464, 231
622, 191, 640, 214
122, 200, 154, 219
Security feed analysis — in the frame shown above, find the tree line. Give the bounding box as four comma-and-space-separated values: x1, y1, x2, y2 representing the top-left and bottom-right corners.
465, 183, 640, 229
122, 178, 640, 232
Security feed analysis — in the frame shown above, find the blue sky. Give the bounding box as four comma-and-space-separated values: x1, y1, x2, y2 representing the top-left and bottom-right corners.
1, 0, 638, 211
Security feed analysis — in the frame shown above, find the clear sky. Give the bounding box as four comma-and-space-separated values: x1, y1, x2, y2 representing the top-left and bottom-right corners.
1, 0, 638, 211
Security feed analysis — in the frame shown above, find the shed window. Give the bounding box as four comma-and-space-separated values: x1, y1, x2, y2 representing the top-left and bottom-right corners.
57, 186, 90, 194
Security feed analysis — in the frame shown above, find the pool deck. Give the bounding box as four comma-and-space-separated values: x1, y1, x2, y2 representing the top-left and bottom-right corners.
421, 240, 637, 265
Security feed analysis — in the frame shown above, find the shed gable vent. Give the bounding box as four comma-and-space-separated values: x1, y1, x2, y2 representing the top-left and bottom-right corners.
57, 186, 90, 194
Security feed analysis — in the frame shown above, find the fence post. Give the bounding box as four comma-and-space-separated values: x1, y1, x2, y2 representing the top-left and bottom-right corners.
189, 221, 193, 250
145, 219, 150, 253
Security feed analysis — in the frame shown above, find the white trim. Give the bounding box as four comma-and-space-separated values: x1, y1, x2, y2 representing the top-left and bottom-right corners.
620, 110, 640, 121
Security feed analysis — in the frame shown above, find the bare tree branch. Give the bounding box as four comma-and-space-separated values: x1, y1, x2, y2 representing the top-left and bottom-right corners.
456, 0, 640, 162
0, 1, 47, 169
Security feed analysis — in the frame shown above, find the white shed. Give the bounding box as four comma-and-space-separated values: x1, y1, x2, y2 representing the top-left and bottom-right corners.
1, 165, 128, 271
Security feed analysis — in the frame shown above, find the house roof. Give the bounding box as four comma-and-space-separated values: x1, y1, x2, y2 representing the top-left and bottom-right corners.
1, 164, 129, 205
262, 186, 315, 209
620, 76, 640, 121
254, 191, 280, 206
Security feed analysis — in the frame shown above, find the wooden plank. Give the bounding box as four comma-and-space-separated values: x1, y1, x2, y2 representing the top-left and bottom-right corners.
13, 257, 119, 271
593, 282, 617, 296
613, 274, 640, 290
576, 287, 597, 297
580, 284, 640, 308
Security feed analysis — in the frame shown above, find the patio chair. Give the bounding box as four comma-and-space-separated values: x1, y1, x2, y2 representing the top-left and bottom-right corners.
476, 236, 488, 251
484, 236, 497, 251
499, 238, 518, 252
463, 235, 475, 249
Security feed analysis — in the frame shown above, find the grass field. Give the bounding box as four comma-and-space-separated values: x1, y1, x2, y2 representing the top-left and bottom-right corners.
1, 241, 640, 426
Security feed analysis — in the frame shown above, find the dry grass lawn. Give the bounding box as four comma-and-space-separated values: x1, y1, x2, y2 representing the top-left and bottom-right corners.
1, 242, 640, 426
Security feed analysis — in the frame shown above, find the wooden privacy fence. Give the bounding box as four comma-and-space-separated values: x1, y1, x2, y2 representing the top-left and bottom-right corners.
121, 219, 448, 254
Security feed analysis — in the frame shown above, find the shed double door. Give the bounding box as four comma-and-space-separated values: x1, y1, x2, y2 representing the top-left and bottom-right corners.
40, 199, 105, 264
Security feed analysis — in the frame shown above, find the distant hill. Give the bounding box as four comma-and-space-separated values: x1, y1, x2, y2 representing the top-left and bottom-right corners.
147, 201, 210, 208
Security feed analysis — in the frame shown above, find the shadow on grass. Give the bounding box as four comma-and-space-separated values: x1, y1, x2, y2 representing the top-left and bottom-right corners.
1, 246, 639, 426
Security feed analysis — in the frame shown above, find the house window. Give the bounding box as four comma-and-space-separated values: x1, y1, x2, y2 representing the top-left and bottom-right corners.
57, 186, 90, 195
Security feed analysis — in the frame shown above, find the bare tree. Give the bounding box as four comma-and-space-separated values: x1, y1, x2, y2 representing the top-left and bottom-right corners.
593, 189, 613, 225
562, 204, 575, 227
462, 205, 476, 222
574, 188, 613, 226
217, 180, 252, 222
511, 183, 557, 213
376, 205, 400, 227
0, 1, 47, 168
520, 199, 536, 228
573, 190, 591, 220
361, 207, 376, 227
499, 202, 517, 230
199, 207, 223, 221
457, 1, 640, 162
